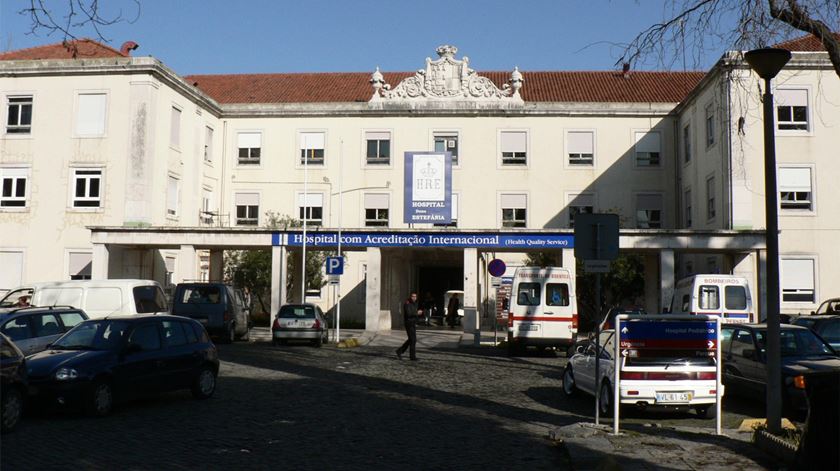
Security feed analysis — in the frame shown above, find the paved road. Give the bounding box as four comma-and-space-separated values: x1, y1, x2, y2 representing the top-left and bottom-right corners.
1, 337, 775, 470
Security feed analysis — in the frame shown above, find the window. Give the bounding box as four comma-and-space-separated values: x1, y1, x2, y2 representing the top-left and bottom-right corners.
1, 316, 31, 342
516, 282, 541, 306
500, 131, 527, 165
433, 193, 459, 228
128, 323, 161, 351
237, 132, 261, 165
76, 93, 107, 136
683, 124, 691, 163
781, 258, 815, 303
71, 169, 102, 208
167, 176, 180, 217
133, 286, 167, 313
0, 252, 24, 294
698, 285, 720, 310
235, 193, 260, 226
58, 312, 85, 331
779, 167, 813, 211
33, 313, 62, 337
204, 126, 214, 162
634, 131, 661, 167
567, 193, 594, 228
776, 89, 808, 131
635, 194, 662, 229
1, 168, 28, 207
6, 96, 32, 134
725, 286, 748, 310
731, 330, 756, 359
300, 132, 325, 165
162, 320, 188, 347
201, 189, 214, 224
684, 189, 692, 228
546, 283, 570, 306
567, 131, 594, 166
298, 193, 324, 226
170, 106, 181, 148
500, 193, 527, 228
705, 104, 715, 147
364, 193, 389, 227
183, 321, 198, 343
706, 176, 716, 220
366, 131, 391, 165
68, 252, 92, 280
434, 132, 459, 165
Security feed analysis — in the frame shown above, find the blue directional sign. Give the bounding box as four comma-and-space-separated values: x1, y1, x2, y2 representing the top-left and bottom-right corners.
619, 320, 718, 355
325, 257, 344, 275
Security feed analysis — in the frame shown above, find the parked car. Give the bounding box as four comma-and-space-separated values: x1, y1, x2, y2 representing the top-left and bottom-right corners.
0, 280, 168, 318
812, 298, 840, 315
0, 307, 88, 356
272, 304, 329, 347
793, 315, 840, 352
563, 330, 720, 418
721, 323, 840, 414
171, 283, 251, 344
26, 315, 219, 416
1, 333, 27, 433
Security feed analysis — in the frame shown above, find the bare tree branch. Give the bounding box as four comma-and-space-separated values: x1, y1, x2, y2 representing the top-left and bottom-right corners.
769, 0, 840, 78
19, 0, 140, 46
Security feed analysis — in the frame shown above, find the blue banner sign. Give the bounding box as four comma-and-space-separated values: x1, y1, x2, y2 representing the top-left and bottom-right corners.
619, 320, 718, 352
404, 151, 452, 224
273, 232, 574, 249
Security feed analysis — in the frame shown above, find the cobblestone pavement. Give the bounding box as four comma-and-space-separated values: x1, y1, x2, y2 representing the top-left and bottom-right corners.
1, 335, 781, 470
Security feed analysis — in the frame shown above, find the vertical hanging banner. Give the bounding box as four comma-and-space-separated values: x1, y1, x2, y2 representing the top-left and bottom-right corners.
404, 151, 452, 224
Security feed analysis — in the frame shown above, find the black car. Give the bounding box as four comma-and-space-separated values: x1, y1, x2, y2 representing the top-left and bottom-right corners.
792, 315, 840, 352
1, 332, 27, 433
26, 315, 219, 416
721, 323, 840, 413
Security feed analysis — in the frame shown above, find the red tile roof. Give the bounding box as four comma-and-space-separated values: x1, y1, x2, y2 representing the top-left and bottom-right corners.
184, 70, 706, 104
0, 39, 126, 60
774, 33, 840, 51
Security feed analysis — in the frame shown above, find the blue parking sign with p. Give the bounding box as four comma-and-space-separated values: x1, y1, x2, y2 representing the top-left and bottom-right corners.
326, 256, 344, 275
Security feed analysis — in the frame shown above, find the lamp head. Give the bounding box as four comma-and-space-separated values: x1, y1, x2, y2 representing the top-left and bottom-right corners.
744, 48, 791, 80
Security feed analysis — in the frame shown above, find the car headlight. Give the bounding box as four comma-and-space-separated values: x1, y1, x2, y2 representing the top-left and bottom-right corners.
54, 367, 79, 381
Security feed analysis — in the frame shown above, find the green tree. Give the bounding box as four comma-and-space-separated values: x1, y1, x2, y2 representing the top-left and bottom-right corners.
575, 254, 645, 332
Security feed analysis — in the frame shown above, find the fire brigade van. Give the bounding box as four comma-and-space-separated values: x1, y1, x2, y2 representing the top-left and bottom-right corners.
669, 274, 754, 323
507, 267, 578, 355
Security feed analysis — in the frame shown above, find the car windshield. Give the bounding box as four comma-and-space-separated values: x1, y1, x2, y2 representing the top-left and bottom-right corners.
52, 320, 130, 351
0, 289, 34, 308
756, 329, 836, 357
278, 306, 315, 319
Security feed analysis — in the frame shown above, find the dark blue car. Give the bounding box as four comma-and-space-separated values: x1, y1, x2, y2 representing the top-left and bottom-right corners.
26, 315, 219, 416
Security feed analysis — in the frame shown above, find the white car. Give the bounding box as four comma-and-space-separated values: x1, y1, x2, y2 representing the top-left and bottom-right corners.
562, 330, 721, 419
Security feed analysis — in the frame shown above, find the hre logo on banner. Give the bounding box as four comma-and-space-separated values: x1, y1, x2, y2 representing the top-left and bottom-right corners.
404, 151, 452, 224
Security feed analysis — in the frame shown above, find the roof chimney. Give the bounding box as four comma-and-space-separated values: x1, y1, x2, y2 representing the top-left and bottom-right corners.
120, 41, 139, 56
622, 62, 631, 78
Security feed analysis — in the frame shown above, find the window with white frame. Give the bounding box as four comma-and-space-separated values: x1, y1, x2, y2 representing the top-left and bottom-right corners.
68, 252, 92, 280
235, 193, 260, 226
170, 106, 181, 148
1, 168, 28, 208
779, 166, 813, 211
706, 176, 716, 220
776, 89, 809, 131
434, 132, 459, 165
200, 189, 214, 224
433, 193, 459, 227
500, 131, 527, 165
298, 193, 324, 226
237, 132, 261, 165
204, 126, 214, 162
634, 131, 661, 167
166, 176, 180, 217
683, 124, 691, 163
635, 194, 662, 229
300, 132, 325, 165
76, 93, 107, 136
365, 131, 391, 165
71, 168, 102, 208
567, 131, 594, 166
567, 193, 594, 228
684, 189, 692, 228
6, 96, 32, 134
781, 257, 816, 303
364, 193, 389, 227
705, 103, 715, 147
0, 251, 24, 290
500, 193, 527, 227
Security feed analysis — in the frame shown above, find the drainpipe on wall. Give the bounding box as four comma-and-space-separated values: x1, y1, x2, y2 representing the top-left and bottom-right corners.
725, 65, 735, 230
220, 120, 228, 221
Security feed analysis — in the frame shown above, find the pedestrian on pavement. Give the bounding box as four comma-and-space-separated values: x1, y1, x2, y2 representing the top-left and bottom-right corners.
396, 292, 422, 361
447, 293, 460, 327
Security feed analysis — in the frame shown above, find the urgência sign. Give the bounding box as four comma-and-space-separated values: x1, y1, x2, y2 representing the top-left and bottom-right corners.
404, 151, 452, 224
273, 232, 574, 249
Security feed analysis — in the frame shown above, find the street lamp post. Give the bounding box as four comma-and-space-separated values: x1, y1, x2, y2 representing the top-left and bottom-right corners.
744, 47, 791, 436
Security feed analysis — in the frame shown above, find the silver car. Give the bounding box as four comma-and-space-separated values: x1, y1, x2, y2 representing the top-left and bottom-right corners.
272, 304, 329, 347
0, 307, 88, 356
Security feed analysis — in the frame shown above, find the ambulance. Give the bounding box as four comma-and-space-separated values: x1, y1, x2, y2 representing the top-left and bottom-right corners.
669, 274, 754, 323
507, 267, 578, 355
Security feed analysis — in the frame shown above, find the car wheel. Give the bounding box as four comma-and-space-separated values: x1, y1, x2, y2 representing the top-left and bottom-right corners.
695, 405, 716, 419
1, 387, 24, 433
86, 380, 114, 417
191, 367, 217, 400
599, 380, 613, 416
562, 366, 577, 397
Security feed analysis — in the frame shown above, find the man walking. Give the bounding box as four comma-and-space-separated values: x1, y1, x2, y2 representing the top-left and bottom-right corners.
396, 292, 422, 361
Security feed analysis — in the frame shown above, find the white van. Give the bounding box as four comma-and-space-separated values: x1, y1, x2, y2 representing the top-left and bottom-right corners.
669, 274, 754, 323
507, 267, 578, 354
0, 280, 168, 318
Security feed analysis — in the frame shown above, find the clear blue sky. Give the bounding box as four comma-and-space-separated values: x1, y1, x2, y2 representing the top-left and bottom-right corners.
1, 0, 732, 75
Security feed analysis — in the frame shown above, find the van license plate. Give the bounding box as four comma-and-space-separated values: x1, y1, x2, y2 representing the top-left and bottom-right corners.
655, 392, 692, 403
518, 324, 539, 331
